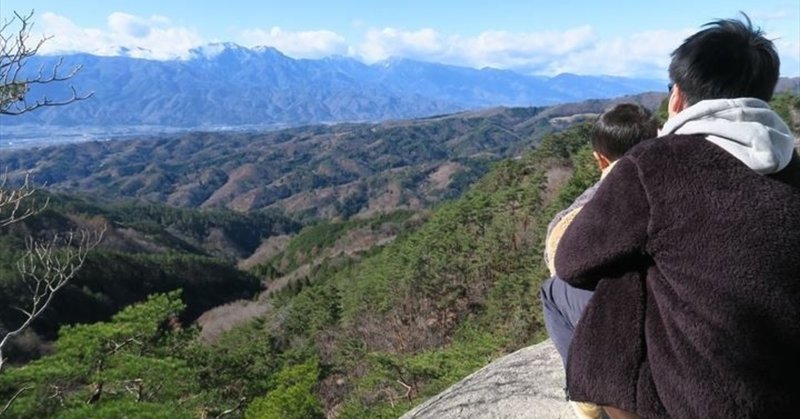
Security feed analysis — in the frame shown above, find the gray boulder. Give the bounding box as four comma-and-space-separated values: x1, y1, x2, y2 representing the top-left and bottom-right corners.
401, 339, 573, 419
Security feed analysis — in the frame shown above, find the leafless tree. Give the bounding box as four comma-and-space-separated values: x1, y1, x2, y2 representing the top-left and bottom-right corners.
0, 10, 93, 115
0, 10, 101, 379
0, 228, 105, 373
0, 229, 103, 415
0, 184, 104, 413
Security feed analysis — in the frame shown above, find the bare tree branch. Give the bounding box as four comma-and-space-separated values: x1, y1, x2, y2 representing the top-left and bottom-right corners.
108, 337, 143, 355
0, 10, 100, 413
396, 379, 413, 400
214, 397, 247, 419
0, 10, 93, 116
0, 226, 106, 372
0, 172, 48, 227
0, 385, 32, 416
123, 379, 144, 402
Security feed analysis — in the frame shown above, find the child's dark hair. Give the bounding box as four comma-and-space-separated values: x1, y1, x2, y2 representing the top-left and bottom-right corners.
591, 103, 658, 160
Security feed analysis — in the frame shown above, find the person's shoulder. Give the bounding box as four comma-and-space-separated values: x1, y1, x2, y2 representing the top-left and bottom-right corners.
628, 133, 706, 155
770, 152, 800, 189
624, 133, 707, 163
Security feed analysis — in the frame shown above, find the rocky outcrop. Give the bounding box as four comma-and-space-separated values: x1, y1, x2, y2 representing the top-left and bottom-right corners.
402, 339, 573, 419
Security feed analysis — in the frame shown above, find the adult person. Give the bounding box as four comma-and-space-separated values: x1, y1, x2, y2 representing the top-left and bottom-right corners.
554, 15, 800, 418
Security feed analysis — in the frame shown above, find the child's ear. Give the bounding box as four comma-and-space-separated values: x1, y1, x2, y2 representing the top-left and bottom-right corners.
593, 151, 611, 170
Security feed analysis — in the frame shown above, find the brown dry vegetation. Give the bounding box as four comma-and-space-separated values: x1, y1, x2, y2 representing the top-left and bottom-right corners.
196, 299, 272, 342
238, 234, 292, 270
425, 162, 463, 191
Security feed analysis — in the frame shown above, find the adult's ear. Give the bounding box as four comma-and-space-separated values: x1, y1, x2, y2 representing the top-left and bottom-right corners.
668, 84, 687, 118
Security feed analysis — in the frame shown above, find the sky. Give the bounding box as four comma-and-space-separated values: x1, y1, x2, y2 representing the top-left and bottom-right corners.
2, 0, 799, 79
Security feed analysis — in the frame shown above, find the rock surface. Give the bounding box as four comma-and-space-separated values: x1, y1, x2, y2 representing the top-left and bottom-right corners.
401, 339, 573, 419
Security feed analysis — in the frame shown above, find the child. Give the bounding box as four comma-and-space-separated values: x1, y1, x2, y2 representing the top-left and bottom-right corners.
540, 103, 658, 419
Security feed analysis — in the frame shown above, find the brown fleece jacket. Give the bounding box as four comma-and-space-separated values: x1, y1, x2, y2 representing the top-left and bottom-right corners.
555, 134, 800, 418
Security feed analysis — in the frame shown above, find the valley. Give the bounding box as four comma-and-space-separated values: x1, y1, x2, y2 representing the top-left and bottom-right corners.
1, 87, 797, 418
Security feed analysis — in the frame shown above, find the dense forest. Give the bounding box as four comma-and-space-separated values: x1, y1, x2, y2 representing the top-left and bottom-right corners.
0, 196, 301, 360
0, 121, 600, 418
1, 92, 797, 418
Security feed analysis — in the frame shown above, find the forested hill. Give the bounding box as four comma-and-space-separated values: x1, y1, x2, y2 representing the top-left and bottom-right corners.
1, 93, 796, 418
0, 194, 301, 349
0, 94, 665, 219
0, 121, 602, 418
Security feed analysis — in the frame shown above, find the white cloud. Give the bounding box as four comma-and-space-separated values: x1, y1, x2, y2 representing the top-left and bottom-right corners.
355, 26, 596, 69
540, 29, 694, 78
38, 12, 204, 60
352, 25, 685, 78
358, 28, 449, 62
107, 12, 152, 38
31, 13, 794, 78
239, 27, 348, 58
460, 26, 595, 70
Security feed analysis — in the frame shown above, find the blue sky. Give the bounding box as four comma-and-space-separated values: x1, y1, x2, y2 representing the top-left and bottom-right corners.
3, 0, 799, 79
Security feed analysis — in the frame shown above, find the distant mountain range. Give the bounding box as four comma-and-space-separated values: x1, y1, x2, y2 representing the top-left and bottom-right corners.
0, 92, 671, 218
4, 43, 667, 129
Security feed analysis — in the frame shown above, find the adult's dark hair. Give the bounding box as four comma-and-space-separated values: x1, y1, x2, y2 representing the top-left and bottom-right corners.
668, 13, 780, 105
591, 103, 658, 160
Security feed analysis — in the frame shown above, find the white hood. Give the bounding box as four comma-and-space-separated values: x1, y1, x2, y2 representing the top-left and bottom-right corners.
661, 98, 795, 174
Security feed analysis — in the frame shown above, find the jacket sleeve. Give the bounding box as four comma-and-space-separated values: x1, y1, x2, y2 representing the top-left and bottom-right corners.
554, 157, 650, 289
